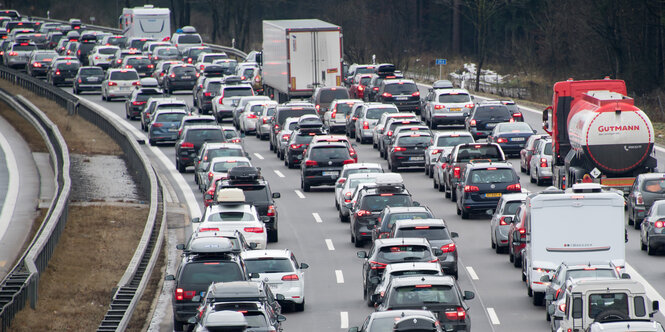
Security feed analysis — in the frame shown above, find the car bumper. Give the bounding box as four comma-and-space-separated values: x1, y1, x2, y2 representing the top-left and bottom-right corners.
437, 254, 458, 275
270, 283, 305, 304
432, 113, 467, 124
30, 68, 49, 75
461, 197, 502, 213
360, 128, 373, 138
303, 174, 342, 186
127, 106, 144, 117
106, 88, 133, 97
354, 220, 375, 241
328, 122, 346, 132
495, 226, 511, 246
216, 108, 234, 119
168, 80, 196, 90
469, 128, 491, 139
496, 144, 525, 155
391, 101, 420, 112
648, 233, 665, 247
391, 153, 426, 167
243, 233, 267, 249
178, 149, 198, 166
77, 83, 102, 91
173, 302, 199, 322
536, 167, 553, 178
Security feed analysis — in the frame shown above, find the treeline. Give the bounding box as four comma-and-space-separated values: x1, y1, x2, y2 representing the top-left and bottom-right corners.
8, 0, 665, 96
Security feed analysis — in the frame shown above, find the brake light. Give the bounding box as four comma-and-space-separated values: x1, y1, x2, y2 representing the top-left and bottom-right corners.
635, 192, 644, 205
305, 160, 318, 167
148, 64, 154, 69
559, 302, 566, 312
470, 119, 476, 126
208, 171, 214, 180
382, 92, 392, 98
152, 123, 163, 128
412, 91, 420, 97
169, 73, 175, 78
373, 87, 379, 91
199, 227, 220, 232
464, 185, 479, 192
331, 110, 337, 119
358, 85, 364, 91
465, 103, 475, 108
440, 242, 456, 253
132, 101, 146, 106
230, 138, 241, 143
175, 288, 195, 301
125, 65, 133, 69
369, 261, 387, 270
32, 62, 42, 67
247, 113, 258, 119
262, 118, 268, 124
244, 227, 264, 233
509, 117, 515, 123
132, 81, 141, 86
76, 50, 80, 55
513, 112, 522, 117
78, 79, 82, 83
496, 138, 507, 143
356, 210, 371, 217
343, 159, 356, 165
352, 116, 358, 121
499, 216, 510, 225
540, 158, 548, 168
445, 307, 466, 320
453, 166, 461, 178
656, 220, 664, 228
394, 146, 406, 152
432, 149, 442, 154
282, 274, 299, 281
519, 228, 526, 234
267, 205, 275, 217
204, 92, 212, 97
507, 183, 521, 191
180, 142, 194, 149
290, 144, 303, 149
108, 82, 117, 86
8, 51, 17, 56
362, 121, 369, 130
434, 104, 444, 110
281, 134, 290, 140
315, 104, 320, 111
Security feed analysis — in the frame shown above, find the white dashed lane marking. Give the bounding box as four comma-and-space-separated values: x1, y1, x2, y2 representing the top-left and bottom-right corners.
274, 170, 285, 178
313, 212, 323, 223
253, 153, 264, 160
487, 308, 500, 325
466, 266, 479, 280
335, 270, 344, 284
294, 190, 305, 199
325, 239, 335, 251
340, 312, 349, 329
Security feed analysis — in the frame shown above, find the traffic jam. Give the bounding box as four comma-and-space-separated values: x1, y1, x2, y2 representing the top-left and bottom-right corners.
1, 4, 665, 332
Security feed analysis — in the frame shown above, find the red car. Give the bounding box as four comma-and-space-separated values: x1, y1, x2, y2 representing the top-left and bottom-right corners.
349, 74, 373, 100
508, 205, 527, 271
519, 134, 547, 174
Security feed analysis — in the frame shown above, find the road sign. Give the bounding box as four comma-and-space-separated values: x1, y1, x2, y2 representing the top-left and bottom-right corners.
435, 59, 447, 65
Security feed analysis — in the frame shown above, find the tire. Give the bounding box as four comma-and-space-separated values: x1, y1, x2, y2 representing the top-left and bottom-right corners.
339, 210, 349, 222
634, 218, 641, 230
628, 213, 634, 226
173, 318, 185, 332
509, 251, 515, 263
269, 140, 274, 151
428, 166, 434, 178
450, 189, 456, 202
294, 300, 305, 312
301, 178, 311, 192
176, 159, 186, 173
647, 239, 654, 256
461, 208, 469, 219
268, 229, 278, 243
438, 180, 445, 192
530, 173, 536, 183
514, 255, 522, 267
527, 287, 533, 297
641, 238, 647, 251
354, 237, 364, 248
533, 292, 544, 306
433, 178, 438, 189
520, 162, 526, 173
444, 182, 450, 197
149, 139, 155, 146
424, 165, 430, 176
389, 161, 398, 172
456, 204, 461, 216
379, 149, 384, 158
536, 173, 543, 186
491, 238, 496, 249
594, 309, 629, 323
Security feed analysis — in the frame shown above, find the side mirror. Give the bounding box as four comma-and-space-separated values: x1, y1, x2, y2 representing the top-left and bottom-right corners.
277, 315, 287, 322
540, 275, 551, 282
450, 232, 459, 238
272, 192, 281, 199
275, 294, 285, 301
375, 296, 383, 305
485, 209, 495, 216
165, 274, 175, 281
432, 248, 443, 256
249, 272, 260, 279
545, 294, 554, 301
191, 295, 201, 302
533, 130, 537, 134
463, 290, 475, 300
356, 251, 368, 259
249, 242, 258, 249
187, 317, 198, 324
504, 216, 513, 223
176, 244, 185, 250
191, 217, 200, 223
621, 273, 631, 279
653, 300, 659, 312
413, 201, 420, 207
300, 263, 309, 269
260, 216, 270, 223
370, 293, 379, 303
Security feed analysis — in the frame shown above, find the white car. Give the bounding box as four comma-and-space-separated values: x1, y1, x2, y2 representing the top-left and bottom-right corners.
424, 131, 474, 177
323, 99, 362, 134
193, 189, 267, 249
239, 100, 268, 134
202, 156, 251, 190
372, 112, 417, 149
242, 249, 309, 311
337, 173, 383, 222
371, 262, 443, 305
101, 68, 140, 101
255, 101, 278, 140
334, 163, 383, 208
87, 45, 119, 69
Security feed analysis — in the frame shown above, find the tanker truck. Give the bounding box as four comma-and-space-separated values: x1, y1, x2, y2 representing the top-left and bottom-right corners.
542, 78, 657, 193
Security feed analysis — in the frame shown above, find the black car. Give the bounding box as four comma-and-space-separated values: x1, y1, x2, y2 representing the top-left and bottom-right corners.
182, 46, 212, 64
164, 64, 198, 94
47, 59, 80, 86
628, 173, 665, 229
379, 119, 423, 159
372, 206, 435, 241
376, 275, 474, 331
357, 238, 444, 307
640, 200, 665, 255
269, 103, 317, 153
72, 66, 104, 94
387, 132, 432, 172
175, 125, 226, 173
75, 40, 96, 66
26, 50, 57, 77
195, 77, 223, 115
165, 237, 251, 331
487, 122, 536, 157
285, 129, 322, 169
122, 55, 154, 77
216, 167, 281, 242
376, 79, 421, 114
300, 141, 354, 192
455, 162, 521, 219
366, 72, 402, 102
465, 104, 514, 139
125, 86, 164, 119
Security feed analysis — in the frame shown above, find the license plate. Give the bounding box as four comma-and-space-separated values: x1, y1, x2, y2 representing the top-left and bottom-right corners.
168, 128, 178, 132
395, 97, 408, 100
181, 76, 191, 79
268, 283, 279, 290
486, 123, 497, 128
485, 193, 502, 197
450, 108, 462, 112
88, 77, 99, 81
322, 171, 339, 176
511, 137, 525, 142
410, 156, 424, 161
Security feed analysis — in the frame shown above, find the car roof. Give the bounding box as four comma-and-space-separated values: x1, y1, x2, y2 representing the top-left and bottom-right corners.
241, 249, 292, 260
332, 99, 363, 104
153, 108, 187, 117
153, 98, 187, 105
389, 275, 456, 288
433, 131, 473, 138
384, 206, 431, 214
183, 114, 215, 121
383, 79, 415, 85
310, 141, 347, 149
395, 131, 431, 139
208, 281, 264, 296
369, 310, 437, 320
501, 193, 529, 202
375, 237, 430, 247
638, 172, 665, 180
466, 162, 513, 170
394, 218, 447, 228
207, 202, 254, 213
364, 102, 397, 109
385, 262, 442, 272
435, 88, 469, 95
183, 124, 222, 132
203, 142, 243, 149
343, 163, 382, 170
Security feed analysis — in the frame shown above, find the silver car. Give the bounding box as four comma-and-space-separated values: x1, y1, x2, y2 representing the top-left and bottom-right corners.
275, 118, 300, 161
101, 68, 140, 101
489, 193, 527, 253
529, 138, 553, 186
354, 103, 399, 144
424, 131, 474, 178
334, 163, 383, 211
4, 40, 37, 68
323, 99, 362, 134
255, 101, 278, 140
421, 88, 474, 129
371, 112, 417, 149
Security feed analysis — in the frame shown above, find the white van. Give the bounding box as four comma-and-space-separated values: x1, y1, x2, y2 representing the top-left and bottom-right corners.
120, 5, 171, 40
522, 183, 625, 306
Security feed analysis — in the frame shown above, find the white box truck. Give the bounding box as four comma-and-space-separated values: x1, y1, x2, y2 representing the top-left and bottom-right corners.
119, 5, 171, 40
262, 19, 343, 103
522, 183, 626, 306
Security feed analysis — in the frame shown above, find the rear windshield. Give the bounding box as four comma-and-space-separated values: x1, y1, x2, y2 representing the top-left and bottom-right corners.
244, 313, 269, 329
389, 285, 457, 306
13, 44, 36, 51
206, 212, 255, 222
173, 66, 197, 75
212, 160, 250, 172
242, 68, 255, 77
80, 67, 103, 76
207, 148, 243, 159
642, 179, 665, 193
396, 226, 450, 241
543, 142, 552, 155
156, 48, 179, 56
397, 135, 431, 146
366, 107, 397, 119
377, 245, 431, 262
497, 122, 532, 133
110, 71, 139, 80
35, 53, 56, 61
438, 93, 471, 103
468, 169, 516, 184
187, 48, 209, 57
127, 58, 151, 66
277, 109, 316, 125
241, 187, 269, 202
55, 62, 80, 70
474, 106, 512, 120
319, 89, 350, 104
345, 168, 382, 177
106, 36, 126, 46
310, 147, 350, 160
244, 258, 294, 274
223, 130, 239, 139
180, 262, 244, 284
588, 293, 629, 319
204, 54, 228, 62
361, 194, 411, 211
98, 47, 116, 54
437, 135, 474, 147
503, 201, 522, 215
266, 107, 276, 116
186, 129, 224, 142
223, 87, 253, 97
129, 39, 151, 49
294, 134, 315, 145
348, 177, 379, 189
184, 118, 216, 126
155, 113, 185, 123
360, 77, 371, 85
250, 105, 263, 114
384, 82, 418, 94
335, 102, 355, 115
177, 34, 202, 43
206, 82, 222, 92
456, 145, 503, 162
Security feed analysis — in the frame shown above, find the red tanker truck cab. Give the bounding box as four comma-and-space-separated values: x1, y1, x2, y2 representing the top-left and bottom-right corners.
542, 78, 657, 192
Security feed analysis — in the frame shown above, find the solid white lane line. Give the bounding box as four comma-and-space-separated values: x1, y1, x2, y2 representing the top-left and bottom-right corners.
325, 239, 335, 251
335, 270, 344, 284
274, 170, 285, 178
294, 190, 305, 199
0, 128, 19, 240
625, 263, 664, 314
253, 152, 264, 160
466, 266, 479, 280
487, 308, 500, 325
340, 312, 349, 329
313, 212, 323, 223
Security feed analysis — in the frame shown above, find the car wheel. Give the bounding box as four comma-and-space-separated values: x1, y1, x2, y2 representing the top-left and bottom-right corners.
285, 158, 290, 168
372, 141, 378, 149
73, 87, 78, 95
424, 165, 430, 176
647, 239, 654, 256
301, 178, 311, 192
536, 174, 543, 186
339, 210, 349, 222
149, 139, 155, 146
428, 166, 434, 178
515, 255, 522, 268
102, 93, 106, 101
634, 218, 641, 230
389, 161, 397, 172
628, 211, 634, 226
461, 208, 469, 219
641, 236, 647, 250
294, 299, 305, 312
530, 171, 536, 183
509, 251, 515, 263
176, 159, 186, 173
433, 178, 438, 189
350, 232, 355, 243
450, 189, 456, 202
533, 292, 544, 306
527, 287, 533, 297
379, 149, 384, 158
520, 162, 526, 173
173, 318, 185, 332
438, 179, 445, 193
491, 237, 496, 249
456, 204, 461, 216
354, 236, 364, 248
268, 229, 278, 243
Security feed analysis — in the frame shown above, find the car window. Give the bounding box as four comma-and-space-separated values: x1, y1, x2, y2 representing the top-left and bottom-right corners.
206, 211, 255, 222
456, 145, 503, 162
361, 194, 411, 211
377, 245, 431, 262
127, 57, 151, 66
504, 201, 522, 215
239, 187, 269, 202
395, 226, 450, 241
366, 108, 396, 119
345, 168, 381, 178
98, 48, 116, 54
243, 312, 269, 329
468, 169, 515, 184
588, 293, 629, 319
55, 62, 80, 70
177, 34, 202, 43
319, 89, 349, 104
642, 179, 665, 193
186, 129, 224, 142
438, 93, 470, 103
223, 130, 239, 139
13, 44, 37, 51
207, 148, 244, 159
310, 147, 350, 160
294, 134, 315, 145
388, 213, 432, 228
157, 48, 180, 56
155, 113, 185, 123
173, 66, 196, 75
497, 122, 533, 133
212, 160, 250, 172
566, 269, 616, 280
206, 82, 222, 92
80, 67, 104, 76
543, 142, 553, 155
473, 106, 512, 120
348, 177, 378, 190
180, 262, 244, 284
437, 135, 473, 147
110, 71, 139, 80
204, 54, 228, 62
35, 53, 56, 61
223, 87, 253, 97
244, 258, 294, 274
397, 135, 431, 146
390, 285, 457, 306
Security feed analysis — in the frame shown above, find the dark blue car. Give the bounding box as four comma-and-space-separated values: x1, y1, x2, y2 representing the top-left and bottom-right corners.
456, 162, 522, 219
148, 109, 187, 145
487, 122, 536, 157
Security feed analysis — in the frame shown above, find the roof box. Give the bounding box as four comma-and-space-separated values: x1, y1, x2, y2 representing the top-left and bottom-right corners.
432, 80, 454, 89
187, 237, 236, 254
217, 188, 245, 204
375, 63, 396, 76
180, 26, 197, 34
227, 166, 262, 183
222, 75, 243, 85
203, 311, 248, 328
394, 315, 438, 332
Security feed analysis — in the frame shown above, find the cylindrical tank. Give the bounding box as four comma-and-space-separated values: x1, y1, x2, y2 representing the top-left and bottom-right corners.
567, 90, 654, 174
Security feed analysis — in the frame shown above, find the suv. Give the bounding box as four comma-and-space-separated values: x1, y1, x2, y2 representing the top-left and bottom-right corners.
421, 88, 473, 129
628, 173, 665, 229
376, 79, 421, 114
148, 109, 188, 145
323, 99, 362, 134
72, 65, 104, 94
165, 237, 250, 331
441, 143, 506, 201
372, 206, 434, 241
163, 63, 198, 93
4, 40, 37, 68
212, 77, 255, 122
171, 26, 203, 52
390, 219, 459, 278
26, 50, 57, 77
455, 162, 521, 219
181, 45, 212, 64
141, 97, 187, 131
194, 77, 223, 115
387, 132, 432, 172
424, 132, 474, 177
355, 103, 399, 144
121, 55, 154, 77
311, 86, 351, 116
378, 118, 421, 158
464, 103, 514, 139
101, 68, 141, 101
269, 102, 317, 152
300, 141, 354, 192
528, 137, 553, 186
47, 59, 80, 86
285, 128, 324, 169
175, 125, 226, 172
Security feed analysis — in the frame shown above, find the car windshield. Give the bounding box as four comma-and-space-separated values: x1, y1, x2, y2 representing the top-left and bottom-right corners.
503, 201, 522, 215
178, 34, 202, 43
360, 77, 371, 85
127, 58, 151, 66
474, 106, 512, 120
206, 212, 255, 222
110, 71, 139, 80
207, 148, 244, 159
469, 169, 515, 184
366, 108, 397, 119
397, 136, 431, 146
157, 48, 179, 56
80, 68, 104, 76
224, 130, 239, 139
320, 89, 349, 104
396, 226, 451, 241
242, 68, 255, 77
98, 47, 116, 54
244, 258, 294, 274
310, 147, 350, 160
497, 122, 533, 133
180, 262, 244, 284
186, 129, 224, 142
361, 195, 411, 211
642, 179, 665, 193
567, 269, 616, 280
389, 285, 457, 306
223, 87, 253, 97
155, 113, 185, 123
188, 48, 208, 57
173, 66, 196, 75
35, 53, 56, 61
438, 93, 470, 103
385, 82, 418, 94
543, 142, 553, 155
456, 145, 503, 162
376, 245, 431, 263
437, 135, 474, 147
212, 160, 250, 172
588, 293, 629, 319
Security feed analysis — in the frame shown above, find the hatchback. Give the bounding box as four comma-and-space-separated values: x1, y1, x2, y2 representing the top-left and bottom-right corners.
148, 109, 188, 145
422, 88, 474, 128
456, 162, 521, 219
376, 79, 421, 114
164, 64, 199, 93
311, 86, 351, 116
72, 66, 104, 94
102, 68, 141, 101
300, 142, 355, 191
122, 55, 154, 77
337, 173, 385, 222
242, 250, 308, 311
47, 59, 80, 86
465, 104, 514, 139
390, 219, 459, 278
176, 125, 226, 172
489, 193, 527, 253
640, 200, 665, 255
387, 132, 432, 172
372, 206, 435, 241
125, 86, 164, 119
628, 173, 665, 229
26, 50, 57, 76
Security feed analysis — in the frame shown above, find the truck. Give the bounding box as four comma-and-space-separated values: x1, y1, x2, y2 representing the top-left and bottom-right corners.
119, 5, 171, 40
522, 183, 625, 306
542, 78, 657, 193
262, 19, 343, 103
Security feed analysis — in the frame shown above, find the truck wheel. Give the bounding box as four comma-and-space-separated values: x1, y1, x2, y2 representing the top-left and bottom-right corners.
268, 229, 278, 242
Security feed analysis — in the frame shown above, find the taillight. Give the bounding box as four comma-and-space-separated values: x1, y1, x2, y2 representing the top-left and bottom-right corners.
305, 160, 318, 167
513, 112, 522, 117
358, 85, 365, 91
411, 91, 420, 97
507, 183, 521, 191
152, 123, 163, 128
434, 104, 444, 110
77, 79, 82, 83
281, 274, 299, 281
519, 228, 526, 235
369, 261, 387, 270
444, 307, 466, 320
108, 82, 117, 86
382, 92, 392, 98
453, 166, 461, 178
148, 64, 154, 68
244, 227, 264, 233
125, 65, 133, 68
267, 205, 275, 217
33, 62, 42, 67
464, 185, 479, 192
187, 58, 193, 63
247, 113, 257, 119
281, 134, 290, 141
540, 158, 548, 168
344, 192, 352, 202
362, 121, 369, 130
54, 70, 61, 75
394, 146, 407, 152
440, 242, 456, 253
290, 144, 303, 149
132, 101, 146, 106
655, 220, 664, 228
469, 119, 476, 126
386, 131, 393, 136
169, 73, 175, 78
175, 288, 195, 301
635, 192, 644, 205
240, 75, 246, 80
180, 142, 194, 149
315, 104, 320, 111
465, 103, 475, 108
343, 159, 356, 165
199, 227, 220, 232
555, 289, 561, 300
432, 149, 441, 154
558, 302, 566, 312
331, 110, 337, 119
352, 116, 358, 121
373, 87, 379, 91
499, 216, 510, 225
208, 171, 214, 180
356, 210, 371, 217
204, 92, 212, 97
496, 137, 507, 143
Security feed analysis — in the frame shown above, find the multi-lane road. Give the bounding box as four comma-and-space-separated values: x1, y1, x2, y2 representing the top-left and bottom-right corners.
66, 82, 665, 332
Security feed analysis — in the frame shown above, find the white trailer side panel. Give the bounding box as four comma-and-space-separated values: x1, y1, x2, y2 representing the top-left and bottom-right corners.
288, 31, 315, 92
316, 30, 343, 88
262, 22, 289, 95
121, 7, 170, 40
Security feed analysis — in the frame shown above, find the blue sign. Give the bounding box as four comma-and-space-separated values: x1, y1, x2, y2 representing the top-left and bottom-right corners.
435, 59, 447, 65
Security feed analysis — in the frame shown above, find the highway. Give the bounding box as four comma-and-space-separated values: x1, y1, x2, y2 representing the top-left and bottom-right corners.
65, 83, 665, 331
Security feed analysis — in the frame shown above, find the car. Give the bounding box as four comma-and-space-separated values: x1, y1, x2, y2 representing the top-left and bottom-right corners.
255, 101, 279, 140
507, 205, 527, 267
348, 310, 442, 332
344, 64, 375, 86
24, 32, 49, 49
369, 263, 444, 307
481, 99, 524, 121
628, 173, 665, 229
25, 49, 57, 77
345, 102, 366, 139
47, 59, 80, 86
489, 193, 527, 253
357, 239, 444, 307
195, 52, 229, 71
99, 35, 127, 47
181, 45, 212, 64
125, 85, 165, 119
640, 200, 665, 255
384, 123, 432, 161
337, 173, 385, 222
177, 114, 217, 139
193, 188, 268, 248
365, 72, 403, 102
355, 103, 399, 144
222, 126, 242, 144
269, 102, 317, 153
487, 122, 536, 157
285, 129, 324, 169
164, 63, 199, 93
519, 134, 548, 174
171, 26, 203, 52
151, 45, 182, 65
63, 40, 79, 57
455, 162, 521, 219
125, 37, 155, 51
212, 78, 255, 122
74, 38, 97, 66
148, 108, 188, 145
424, 132, 474, 178
300, 140, 355, 191
46, 31, 63, 50
176, 125, 226, 172
274, 118, 300, 161
349, 74, 373, 100
529, 138, 553, 186
195, 143, 247, 187
375, 275, 474, 331
201, 156, 251, 189
242, 249, 308, 311
311, 86, 351, 116
334, 162, 384, 202
586, 320, 665, 332
87, 45, 118, 69
152, 60, 182, 85
141, 97, 187, 131
4, 40, 37, 68
177, 230, 257, 254
323, 99, 363, 134
441, 143, 507, 201
193, 64, 226, 100
101, 68, 141, 101
121, 55, 154, 77
143, 41, 172, 61
421, 88, 474, 129
231, 96, 271, 129
212, 58, 238, 76
375, 79, 421, 114
377, 118, 421, 158
387, 132, 432, 172
194, 77, 223, 115
390, 219, 459, 278
109, 48, 141, 68
465, 103, 514, 139
235, 62, 262, 93
311, 135, 358, 162
72, 65, 104, 94
373, 112, 419, 151
193, 299, 285, 332
164, 236, 250, 331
